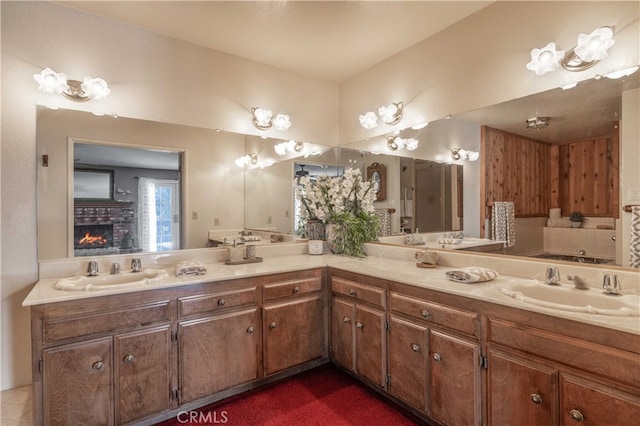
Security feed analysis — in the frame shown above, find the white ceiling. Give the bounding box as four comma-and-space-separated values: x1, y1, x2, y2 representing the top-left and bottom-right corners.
58, 0, 492, 82
58, 1, 638, 144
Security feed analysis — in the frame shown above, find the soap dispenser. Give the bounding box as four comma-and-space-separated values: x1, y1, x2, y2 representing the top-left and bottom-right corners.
228, 239, 244, 262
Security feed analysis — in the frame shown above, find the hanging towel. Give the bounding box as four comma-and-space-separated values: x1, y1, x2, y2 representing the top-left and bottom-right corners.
374, 208, 392, 236
491, 201, 516, 247
630, 206, 640, 269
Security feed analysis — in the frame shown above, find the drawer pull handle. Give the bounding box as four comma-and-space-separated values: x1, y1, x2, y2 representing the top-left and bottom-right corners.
356, 322, 364, 329
269, 322, 277, 329
530, 393, 543, 404
349, 289, 357, 296
123, 354, 134, 364
569, 409, 584, 422
92, 361, 104, 371
247, 326, 255, 334
343, 316, 351, 324
411, 344, 420, 352
432, 353, 442, 362
421, 309, 430, 318
217, 299, 226, 306
293, 286, 300, 293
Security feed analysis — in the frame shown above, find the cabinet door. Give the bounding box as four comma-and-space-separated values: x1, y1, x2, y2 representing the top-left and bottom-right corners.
560, 373, 640, 426
179, 308, 259, 404
43, 337, 113, 426
331, 297, 355, 370
388, 316, 428, 411
115, 326, 172, 424
264, 295, 325, 376
488, 349, 558, 426
429, 330, 481, 426
355, 304, 386, 388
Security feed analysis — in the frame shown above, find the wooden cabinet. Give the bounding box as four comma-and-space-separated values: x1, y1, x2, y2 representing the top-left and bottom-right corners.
387, 315, 428, 410
43, 337, 113, 425
115, 326, 172, 424
331, 277, 386, 388
429, 330, 481, 426
179, 308, 259, 403
263, 295, 324, 375
488, 349, 558, 426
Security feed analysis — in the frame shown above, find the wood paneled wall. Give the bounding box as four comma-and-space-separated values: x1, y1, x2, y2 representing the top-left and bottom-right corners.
480, 126, 618, 237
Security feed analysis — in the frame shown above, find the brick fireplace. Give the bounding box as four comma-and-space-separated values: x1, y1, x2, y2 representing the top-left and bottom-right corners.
74, 201, 141, 256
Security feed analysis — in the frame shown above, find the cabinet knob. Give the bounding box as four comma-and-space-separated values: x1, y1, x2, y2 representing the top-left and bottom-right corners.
411, 344, 420, 352
349, 289, 357, 296
421, 309, 430, 319
432, 353, 442, 362
293, 286, 300, 293
247, 326, 255, 334
92, 361, 104, 371
343, 316, 351, 324
569, 409, 584, 422
123, 354, 134, 364
217, 299, 226, 306
530, 393, 543, 404
269, 321, 277, 329
356, 322, 364, 329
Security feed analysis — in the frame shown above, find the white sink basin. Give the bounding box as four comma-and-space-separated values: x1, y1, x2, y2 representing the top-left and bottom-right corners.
54, 268, 169, 291
499, 282, 640, 316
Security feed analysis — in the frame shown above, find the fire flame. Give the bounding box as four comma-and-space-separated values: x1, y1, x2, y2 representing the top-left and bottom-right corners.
78, 232, 107, 245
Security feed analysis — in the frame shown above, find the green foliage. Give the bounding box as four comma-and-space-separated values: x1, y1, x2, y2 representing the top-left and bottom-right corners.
331, 211, 381, 257
569, 211, 584, 222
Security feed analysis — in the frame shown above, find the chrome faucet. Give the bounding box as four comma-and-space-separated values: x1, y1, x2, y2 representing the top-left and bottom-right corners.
602, 274, 622, 296
567, 274, 589, 290
544, 266, 560, 286
131, 258, 142, 273
87, 261, 99, 276
110, 262, 121, 275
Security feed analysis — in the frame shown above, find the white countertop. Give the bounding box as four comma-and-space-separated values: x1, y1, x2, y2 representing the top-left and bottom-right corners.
24, 243, 640, 335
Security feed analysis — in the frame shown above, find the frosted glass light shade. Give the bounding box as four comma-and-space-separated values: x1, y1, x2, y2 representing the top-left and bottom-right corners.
526, 42, 565, 75
574, 27, 615, 63
273, 114, 292, 131
359, 111, 378, 129
81, 77, 111, 100
34, 68, 69, 94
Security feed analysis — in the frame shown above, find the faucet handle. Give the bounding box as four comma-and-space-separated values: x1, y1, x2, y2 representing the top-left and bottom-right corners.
131, 258, 142, 272
603, 274, 622, 295
110, 262, 121, 275
87, 261, 99, 276
544, 266, 560, 285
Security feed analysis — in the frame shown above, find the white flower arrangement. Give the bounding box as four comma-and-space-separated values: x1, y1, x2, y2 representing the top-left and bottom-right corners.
295, 167, 377, 224
295, 168, 380, 257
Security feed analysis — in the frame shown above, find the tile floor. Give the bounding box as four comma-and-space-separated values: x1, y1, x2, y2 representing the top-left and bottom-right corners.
1, 385, 33, 425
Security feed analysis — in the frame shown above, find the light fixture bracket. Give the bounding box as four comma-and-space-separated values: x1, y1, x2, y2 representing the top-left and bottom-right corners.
62, 79, 91, 102
560, 49, 599, 72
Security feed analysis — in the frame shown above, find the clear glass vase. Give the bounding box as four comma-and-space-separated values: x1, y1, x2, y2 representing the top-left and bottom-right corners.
304, 219, 325, 240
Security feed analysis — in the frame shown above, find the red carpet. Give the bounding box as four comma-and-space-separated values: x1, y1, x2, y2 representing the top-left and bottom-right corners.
157, 363, 423, 425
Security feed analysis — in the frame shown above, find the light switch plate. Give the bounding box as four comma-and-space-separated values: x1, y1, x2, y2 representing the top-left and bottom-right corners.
628, 189, 640, 201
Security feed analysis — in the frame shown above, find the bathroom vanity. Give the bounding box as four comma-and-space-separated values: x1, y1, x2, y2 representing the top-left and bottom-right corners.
24, 247, 640, 425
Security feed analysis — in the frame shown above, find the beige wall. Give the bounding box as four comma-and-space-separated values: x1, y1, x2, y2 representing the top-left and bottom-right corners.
620, 88, 640, 267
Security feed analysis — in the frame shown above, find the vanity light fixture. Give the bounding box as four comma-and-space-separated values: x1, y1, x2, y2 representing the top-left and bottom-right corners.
235, 153, 258, 168
251, 107, 292, 131
526, 116, 551, 130
527, 26, 616, 75
34, 67, 111, 101
359, 101, 404, 129
451, 148, 479, 162
387, 135, 418, 152
274, 140, 303, 156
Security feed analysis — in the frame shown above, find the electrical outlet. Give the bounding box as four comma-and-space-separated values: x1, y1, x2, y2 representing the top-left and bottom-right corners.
628, 189, 640, 201
285, 210, 290, 218
192, 211, 198, 220
214, 217, 220, 226
268, 216, 272, 224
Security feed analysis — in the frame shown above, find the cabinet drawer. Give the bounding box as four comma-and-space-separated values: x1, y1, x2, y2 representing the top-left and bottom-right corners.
389, 292, 478, 337
331, 277, 386, 308
44, 301, 171, 344
263, 278, 322, 302
179, 287, 257, 317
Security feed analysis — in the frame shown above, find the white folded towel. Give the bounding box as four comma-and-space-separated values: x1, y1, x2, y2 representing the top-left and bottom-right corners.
445, 267, 498, 283
176, 261, 207, 276
549, 208, 561, 219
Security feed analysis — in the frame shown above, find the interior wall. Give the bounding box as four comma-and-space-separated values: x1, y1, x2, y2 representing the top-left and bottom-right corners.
1, 1, 337, 390
620, 88, 640, 267
338, 1, 639, 145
